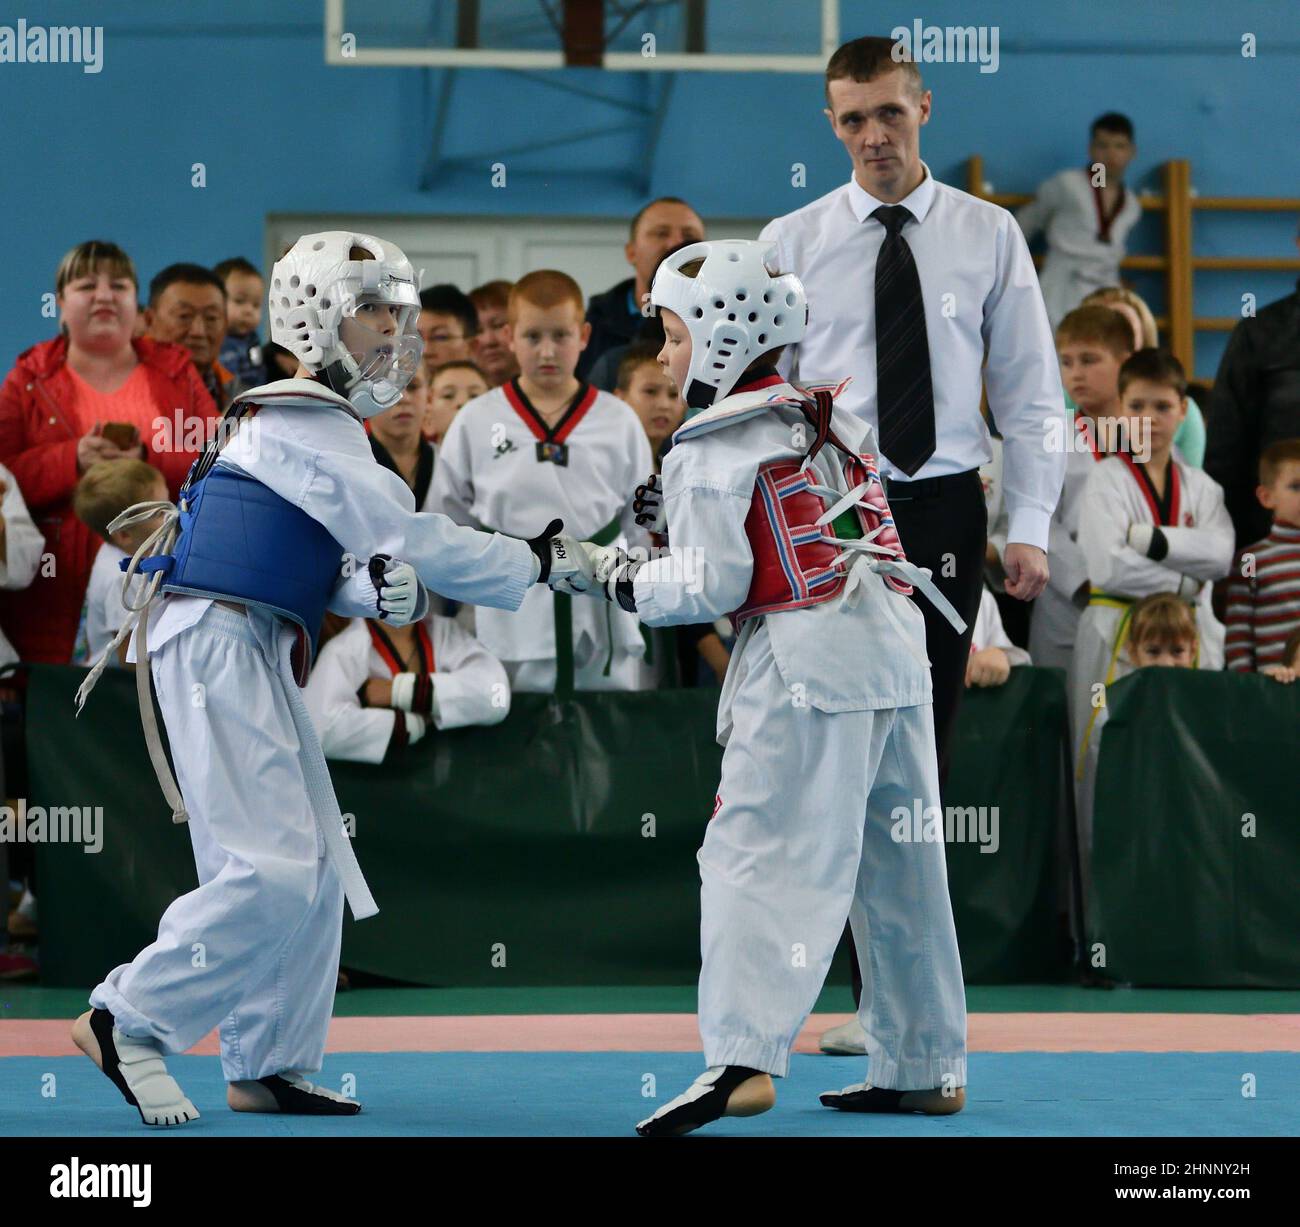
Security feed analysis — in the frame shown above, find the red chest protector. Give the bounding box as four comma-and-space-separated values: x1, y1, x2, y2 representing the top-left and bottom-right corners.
733, 400, 912, 626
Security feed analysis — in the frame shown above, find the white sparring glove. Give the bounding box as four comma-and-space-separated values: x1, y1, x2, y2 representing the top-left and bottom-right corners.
368, 555, 422, 625
580, 545, 645, 612
526, 518, 600, 595
631, 473, 667, 535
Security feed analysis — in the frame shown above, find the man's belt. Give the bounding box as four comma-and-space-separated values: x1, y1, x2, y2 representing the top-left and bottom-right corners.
883, 468, 981, 502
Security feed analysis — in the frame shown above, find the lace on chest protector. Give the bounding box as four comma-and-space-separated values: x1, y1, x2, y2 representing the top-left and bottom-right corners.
738, 385, 966, 635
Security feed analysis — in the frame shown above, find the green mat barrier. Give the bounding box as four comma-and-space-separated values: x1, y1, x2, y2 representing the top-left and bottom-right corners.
1090, 668, 1300, 988
942, 666, 1072, 982
27, 663, 1071, 987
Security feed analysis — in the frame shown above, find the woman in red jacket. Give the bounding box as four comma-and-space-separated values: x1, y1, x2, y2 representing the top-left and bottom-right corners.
0, 240, 217, 663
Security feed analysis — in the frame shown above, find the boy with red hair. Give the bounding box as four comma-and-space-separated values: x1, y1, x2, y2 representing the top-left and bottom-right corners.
429, 270, 651, 693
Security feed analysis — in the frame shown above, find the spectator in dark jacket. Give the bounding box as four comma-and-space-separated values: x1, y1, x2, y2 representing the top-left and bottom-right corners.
576, 197, 704, 381
1205, 234, 1300, 549
0, 240, 216, 663
586, 240, 702, 391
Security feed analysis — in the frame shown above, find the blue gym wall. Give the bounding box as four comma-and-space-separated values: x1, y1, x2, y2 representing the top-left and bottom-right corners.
0, 0, 1295, 380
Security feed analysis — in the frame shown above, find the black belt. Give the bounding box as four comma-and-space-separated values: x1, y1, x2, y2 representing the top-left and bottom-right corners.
883, 468, 981, 502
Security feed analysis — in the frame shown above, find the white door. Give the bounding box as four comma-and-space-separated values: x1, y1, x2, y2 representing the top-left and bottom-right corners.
265, 213, 768, 306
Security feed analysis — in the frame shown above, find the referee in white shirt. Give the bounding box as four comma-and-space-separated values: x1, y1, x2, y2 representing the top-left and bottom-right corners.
762, 36, 1066, 779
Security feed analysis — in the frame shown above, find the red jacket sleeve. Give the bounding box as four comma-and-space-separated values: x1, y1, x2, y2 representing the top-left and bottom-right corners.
0, 367, 81, 511
147, 363, 218, 499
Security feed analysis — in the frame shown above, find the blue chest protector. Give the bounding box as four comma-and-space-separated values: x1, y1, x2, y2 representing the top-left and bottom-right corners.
133, 463, 344, 658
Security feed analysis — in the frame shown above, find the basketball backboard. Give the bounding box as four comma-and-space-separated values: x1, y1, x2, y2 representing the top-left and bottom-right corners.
324, 0, 838, 73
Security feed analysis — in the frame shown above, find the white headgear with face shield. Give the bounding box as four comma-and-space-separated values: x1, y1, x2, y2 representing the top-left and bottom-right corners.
269, 231, 424, 419
650, 239, 808, 410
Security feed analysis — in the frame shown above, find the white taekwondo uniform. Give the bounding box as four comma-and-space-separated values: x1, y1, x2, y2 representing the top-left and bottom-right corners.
1030, 414, 1111, 673
631, 377, 967, 1089
428, 378, 652, 693
89, 379, 534, 1083
1017, 168, 1143, 328
1068, 451, 1233, 901
82, 543, 151, 666
304, 613, 508, 764
0, 460, 45, 668
971, 587, 1031, 665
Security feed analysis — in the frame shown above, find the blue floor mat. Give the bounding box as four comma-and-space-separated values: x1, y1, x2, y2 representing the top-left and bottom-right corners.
1, 1051, 1294, 1137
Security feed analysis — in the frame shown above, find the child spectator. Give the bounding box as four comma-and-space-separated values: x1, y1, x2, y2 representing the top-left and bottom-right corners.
417, 285, 477, 381
1080, 286, 1206, 467
1074, 590, 1199, 909
1017, 113, 1142, 327
1031, 305, 1135, 672
1269, 627, 1300, 684
468, 281, 519, 387
429, 269, 652, 693
427, 360, 488, 445
304, 612, 509, 763
613, 343, 715, 686
0, 462, 45, 669
214, 258, 267, 389
1124, 592, 1200, 669
72, 459, 168, 666
966, 587, 1031, 688
1224, 439, 1300, 677
369, 365, 436, 510
614, 343, 685, 467
1071, 349, 1234, 802
373, 362, 481, 630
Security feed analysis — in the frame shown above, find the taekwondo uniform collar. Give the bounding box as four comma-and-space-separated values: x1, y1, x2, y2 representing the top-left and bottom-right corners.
228, 377, 362, 421
847, 161, 937, 225
672, 376, 855, 445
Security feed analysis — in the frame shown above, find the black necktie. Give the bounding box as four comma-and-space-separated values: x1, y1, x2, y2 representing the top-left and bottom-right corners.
872, 204, 935, 476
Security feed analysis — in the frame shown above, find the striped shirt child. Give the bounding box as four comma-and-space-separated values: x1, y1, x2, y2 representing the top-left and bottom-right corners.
1225, 520, 1300, 671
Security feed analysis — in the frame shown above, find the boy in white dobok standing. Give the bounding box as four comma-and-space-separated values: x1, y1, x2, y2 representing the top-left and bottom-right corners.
560, 240, 969, 1136
429, 271, 652, 694
71, 232, 589, 1127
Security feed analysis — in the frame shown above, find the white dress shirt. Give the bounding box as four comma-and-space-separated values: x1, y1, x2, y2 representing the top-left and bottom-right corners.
761, 164, 1067, 551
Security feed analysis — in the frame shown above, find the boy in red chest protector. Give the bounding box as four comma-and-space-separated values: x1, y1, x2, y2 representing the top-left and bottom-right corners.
557, 240, 970, 1135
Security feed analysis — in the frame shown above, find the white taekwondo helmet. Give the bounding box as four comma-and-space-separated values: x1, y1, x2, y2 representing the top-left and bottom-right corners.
650, 239, 808, 410
269, 231, 424, 418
